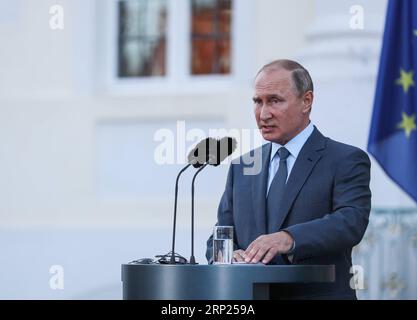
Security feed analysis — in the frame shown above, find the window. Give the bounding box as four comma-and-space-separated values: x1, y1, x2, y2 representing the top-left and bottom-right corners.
104, 0, 253, 92
116, 0, 232, 78
191, 0, 232, 75
117, 0, 167, 77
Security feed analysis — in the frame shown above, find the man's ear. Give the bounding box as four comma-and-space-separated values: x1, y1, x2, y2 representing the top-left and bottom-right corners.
302, 91, 313, 114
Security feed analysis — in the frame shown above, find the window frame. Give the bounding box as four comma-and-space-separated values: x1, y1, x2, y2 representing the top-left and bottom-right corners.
100, 0, 254, 95
190, 0, 233, 75
117, 0, 168, 78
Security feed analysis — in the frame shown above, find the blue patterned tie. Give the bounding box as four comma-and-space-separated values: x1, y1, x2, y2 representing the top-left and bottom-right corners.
266, 147, 290, 234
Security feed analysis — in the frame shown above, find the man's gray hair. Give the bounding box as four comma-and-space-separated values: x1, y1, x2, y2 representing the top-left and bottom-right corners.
256, 59, 314, 97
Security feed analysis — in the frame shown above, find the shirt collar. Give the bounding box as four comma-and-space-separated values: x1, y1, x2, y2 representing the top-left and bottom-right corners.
270, 122, 314, 160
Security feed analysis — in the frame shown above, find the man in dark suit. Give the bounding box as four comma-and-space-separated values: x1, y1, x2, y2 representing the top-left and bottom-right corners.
206, 59, 371, 299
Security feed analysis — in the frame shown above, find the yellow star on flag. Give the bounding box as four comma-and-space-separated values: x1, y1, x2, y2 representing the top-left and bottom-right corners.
414, 30, 417, 36
395, 69, 415, 93
397, 112, 416, 138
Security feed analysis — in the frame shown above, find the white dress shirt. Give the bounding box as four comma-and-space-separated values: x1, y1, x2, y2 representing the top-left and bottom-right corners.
267, 122, 315, 195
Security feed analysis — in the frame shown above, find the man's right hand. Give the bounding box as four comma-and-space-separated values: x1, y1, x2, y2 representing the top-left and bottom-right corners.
232, 249, 246, 262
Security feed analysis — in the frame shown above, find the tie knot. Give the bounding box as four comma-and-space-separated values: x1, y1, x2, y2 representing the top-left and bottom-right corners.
278, 147, 290, 160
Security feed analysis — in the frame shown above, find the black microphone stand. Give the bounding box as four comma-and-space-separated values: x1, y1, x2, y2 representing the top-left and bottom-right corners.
169, 163, 191, 264
189, 163, 208, 264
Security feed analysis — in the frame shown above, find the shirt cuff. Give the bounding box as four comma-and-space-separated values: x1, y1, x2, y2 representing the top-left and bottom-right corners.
287, 240, 296, 254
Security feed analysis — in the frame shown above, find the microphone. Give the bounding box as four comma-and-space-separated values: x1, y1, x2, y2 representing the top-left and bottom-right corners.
160, 138, 217, 264
187, 137, 218, 168
189, 137, 237, 264
210, 137, 238, 166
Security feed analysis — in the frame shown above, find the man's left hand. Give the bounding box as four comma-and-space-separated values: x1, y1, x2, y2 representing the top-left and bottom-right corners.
244, 231, 294, 264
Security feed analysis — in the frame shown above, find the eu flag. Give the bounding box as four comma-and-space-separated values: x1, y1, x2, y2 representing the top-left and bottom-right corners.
368, 0, 417, 203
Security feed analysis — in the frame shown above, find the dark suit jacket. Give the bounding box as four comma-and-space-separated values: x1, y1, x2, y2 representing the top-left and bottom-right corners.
206, 127, 371, 299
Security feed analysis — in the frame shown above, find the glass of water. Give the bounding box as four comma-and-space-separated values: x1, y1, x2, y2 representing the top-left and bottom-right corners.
213, 226, 234, 264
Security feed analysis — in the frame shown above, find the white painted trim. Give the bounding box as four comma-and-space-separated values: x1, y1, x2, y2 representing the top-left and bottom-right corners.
98, 0, 255, 96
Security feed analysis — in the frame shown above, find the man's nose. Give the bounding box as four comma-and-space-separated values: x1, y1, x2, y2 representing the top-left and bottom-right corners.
259, 105, 272, 120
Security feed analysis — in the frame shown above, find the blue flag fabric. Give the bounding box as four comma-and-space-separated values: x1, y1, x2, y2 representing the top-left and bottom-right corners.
368, 0, 417, 203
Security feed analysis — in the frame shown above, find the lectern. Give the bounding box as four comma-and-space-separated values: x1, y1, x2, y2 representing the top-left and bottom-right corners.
122, 263, 335, 300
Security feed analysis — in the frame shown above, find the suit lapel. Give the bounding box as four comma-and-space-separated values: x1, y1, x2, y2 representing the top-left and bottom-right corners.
252, 143, 272, 235
275, 128, 327, 231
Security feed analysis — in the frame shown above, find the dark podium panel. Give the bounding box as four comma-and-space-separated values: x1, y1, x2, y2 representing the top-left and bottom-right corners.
122, 264, 335, 300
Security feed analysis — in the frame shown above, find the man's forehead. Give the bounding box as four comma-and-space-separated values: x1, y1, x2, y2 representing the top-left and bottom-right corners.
255, 69, 292, 88
253, 78, 292, 97
255, 78, 290, 88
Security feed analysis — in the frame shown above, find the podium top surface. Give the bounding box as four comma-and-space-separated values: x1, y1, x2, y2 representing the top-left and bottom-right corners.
122, 263, 335, 284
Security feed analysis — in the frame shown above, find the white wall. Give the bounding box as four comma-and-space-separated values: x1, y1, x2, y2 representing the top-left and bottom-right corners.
0, 0, 412, 299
